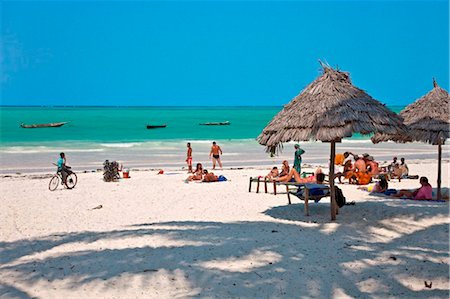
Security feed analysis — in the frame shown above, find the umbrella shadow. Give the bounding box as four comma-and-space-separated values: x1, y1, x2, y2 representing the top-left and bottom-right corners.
1, 211, 449, 298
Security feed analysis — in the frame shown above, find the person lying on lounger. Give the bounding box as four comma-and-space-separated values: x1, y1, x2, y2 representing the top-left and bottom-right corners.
393, 176, 432, 200
274, 167, 323, 183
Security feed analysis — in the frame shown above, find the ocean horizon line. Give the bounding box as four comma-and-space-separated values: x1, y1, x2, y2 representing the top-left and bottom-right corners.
0, 104, 407, 109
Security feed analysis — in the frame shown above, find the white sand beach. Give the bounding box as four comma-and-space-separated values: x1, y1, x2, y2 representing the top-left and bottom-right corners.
1, 160, 449, 298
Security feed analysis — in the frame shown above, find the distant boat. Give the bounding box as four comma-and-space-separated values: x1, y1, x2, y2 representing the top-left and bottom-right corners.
199, 121, 231, 126
20, 122, 68, 128
146, 124, 167, 129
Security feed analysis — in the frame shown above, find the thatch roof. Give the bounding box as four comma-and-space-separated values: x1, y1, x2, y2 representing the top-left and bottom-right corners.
372, 79, 449, 145
258, 65, 406, 152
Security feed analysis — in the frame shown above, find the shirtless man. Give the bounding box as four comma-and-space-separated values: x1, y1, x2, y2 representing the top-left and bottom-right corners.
186, 142, 193, 173
209, 141, 223, 170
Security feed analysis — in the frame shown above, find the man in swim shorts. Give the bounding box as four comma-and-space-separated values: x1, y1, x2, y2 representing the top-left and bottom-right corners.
209, 141, 223, 170
186, 142, 193, 173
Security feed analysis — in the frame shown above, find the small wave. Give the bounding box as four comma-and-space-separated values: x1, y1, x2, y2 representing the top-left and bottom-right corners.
100, 143, 141, 148
1, 147, 105, 154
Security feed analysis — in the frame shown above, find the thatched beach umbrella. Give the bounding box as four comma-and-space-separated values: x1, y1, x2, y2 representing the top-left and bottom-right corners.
258, 64, 406, 220
372, 79, 449, 200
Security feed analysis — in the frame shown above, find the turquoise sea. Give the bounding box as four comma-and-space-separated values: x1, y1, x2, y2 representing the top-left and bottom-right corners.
1, 106, 417, 173
0, 106, 405, 145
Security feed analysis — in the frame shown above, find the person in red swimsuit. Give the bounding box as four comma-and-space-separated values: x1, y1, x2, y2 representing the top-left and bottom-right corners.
186, 142, 193, 173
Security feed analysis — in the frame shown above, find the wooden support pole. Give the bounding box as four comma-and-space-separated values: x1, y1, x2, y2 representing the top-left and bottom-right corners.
330, 141, 337, 220
437, 141, 442, 200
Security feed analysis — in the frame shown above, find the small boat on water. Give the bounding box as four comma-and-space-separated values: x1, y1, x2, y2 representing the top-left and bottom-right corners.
146, 124, 167, 129
20, 122, 68, 129
199, 121, 230, 126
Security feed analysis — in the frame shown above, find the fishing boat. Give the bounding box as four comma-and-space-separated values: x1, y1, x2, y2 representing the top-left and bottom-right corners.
146, 124, 167, 129
20, 122, 68, 128
199, 121, 230, 126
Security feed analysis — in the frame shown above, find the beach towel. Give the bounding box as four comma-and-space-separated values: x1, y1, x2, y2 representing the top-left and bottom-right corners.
218, 175, 227, 182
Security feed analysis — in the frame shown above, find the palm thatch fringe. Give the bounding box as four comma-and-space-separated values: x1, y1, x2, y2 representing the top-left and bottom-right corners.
258, 64, 406, 152
372, 79, 450, 145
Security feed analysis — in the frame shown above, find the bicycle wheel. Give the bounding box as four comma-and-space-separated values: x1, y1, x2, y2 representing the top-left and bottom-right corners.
49, 175, 59, 191
65, 173, 78, 189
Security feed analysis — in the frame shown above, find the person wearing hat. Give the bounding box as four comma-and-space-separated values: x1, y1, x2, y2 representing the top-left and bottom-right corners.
293, 144, 305, 174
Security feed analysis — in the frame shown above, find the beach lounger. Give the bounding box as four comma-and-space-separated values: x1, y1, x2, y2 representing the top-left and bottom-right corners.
249, 172, 318, 195
280, 182, 331, 215
249, 177, 277, 194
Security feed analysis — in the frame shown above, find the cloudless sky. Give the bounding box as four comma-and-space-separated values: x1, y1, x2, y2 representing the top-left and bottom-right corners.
1, 0, 448, 106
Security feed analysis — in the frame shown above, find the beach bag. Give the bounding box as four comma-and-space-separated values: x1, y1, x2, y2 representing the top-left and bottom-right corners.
335, 186, 346, 208
218, 175, 227, 182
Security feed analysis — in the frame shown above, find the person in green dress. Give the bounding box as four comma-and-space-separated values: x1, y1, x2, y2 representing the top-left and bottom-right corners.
293, 144, 305, 174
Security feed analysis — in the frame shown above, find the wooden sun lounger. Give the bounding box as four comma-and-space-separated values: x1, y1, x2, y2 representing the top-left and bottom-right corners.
249, 177, 278, 194
248, 172, 318, 195
278, 182, 332, 216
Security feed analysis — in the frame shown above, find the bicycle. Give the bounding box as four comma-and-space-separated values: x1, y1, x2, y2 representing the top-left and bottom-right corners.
49, 164, 78, 191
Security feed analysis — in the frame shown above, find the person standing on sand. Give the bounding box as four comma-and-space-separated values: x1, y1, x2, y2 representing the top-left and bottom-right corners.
209, 141, 223, 170
293, 144, 305, 173
186, 142, 193, 173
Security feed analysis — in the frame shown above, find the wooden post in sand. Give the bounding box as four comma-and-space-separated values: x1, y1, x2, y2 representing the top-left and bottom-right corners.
330, 140, 337, 220
437, 140, 442, 200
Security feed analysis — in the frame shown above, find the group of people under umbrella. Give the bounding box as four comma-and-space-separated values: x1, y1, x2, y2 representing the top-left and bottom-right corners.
258, 63, 449, 220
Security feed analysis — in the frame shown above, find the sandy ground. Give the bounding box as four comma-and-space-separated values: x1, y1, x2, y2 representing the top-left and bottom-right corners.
0, 162, 449, 298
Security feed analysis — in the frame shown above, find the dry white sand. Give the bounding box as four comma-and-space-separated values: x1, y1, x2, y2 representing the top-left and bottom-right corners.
1, 162, 449, 298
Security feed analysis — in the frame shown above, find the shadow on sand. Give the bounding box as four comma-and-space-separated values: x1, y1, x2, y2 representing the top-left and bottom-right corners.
1, 200, 449, 298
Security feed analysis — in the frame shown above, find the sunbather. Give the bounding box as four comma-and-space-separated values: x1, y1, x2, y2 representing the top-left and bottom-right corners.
186, 163, 203, 181
274, 167, 322, 183
358, 176, 388, 193
280, 160, 290, 176
202, 170, 218, 182
393, 176, 432, 200
265, 167, 279, 180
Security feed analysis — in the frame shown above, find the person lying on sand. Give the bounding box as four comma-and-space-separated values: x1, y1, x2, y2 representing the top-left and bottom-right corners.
393, 176, 432, 200
358, 176, 388, 193
186, 163, 203, 181
274, 167, 323, 183
202, 170, 219, 182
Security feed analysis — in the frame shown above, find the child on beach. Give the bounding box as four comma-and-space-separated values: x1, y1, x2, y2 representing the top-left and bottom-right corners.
186, 143, 193, 173
209, 141, 223, 170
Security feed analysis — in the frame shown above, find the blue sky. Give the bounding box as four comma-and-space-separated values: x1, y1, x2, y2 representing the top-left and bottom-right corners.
1, 0, 448, 106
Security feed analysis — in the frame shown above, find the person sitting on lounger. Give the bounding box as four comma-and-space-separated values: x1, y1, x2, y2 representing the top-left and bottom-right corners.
202, 170, 218, 182
187, 163, 203, 181
393, 176, 432, 200
358, 176, 388, 193
280, 160, 290, 177
295, 173, 327, 199
275, 167, 323, 183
